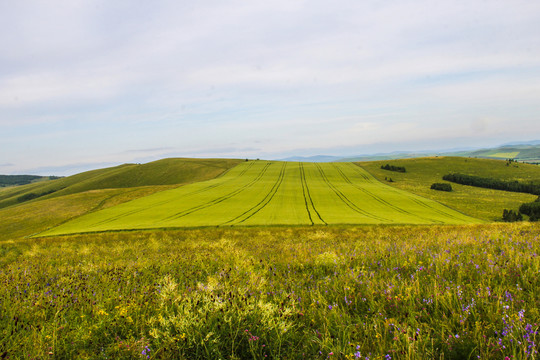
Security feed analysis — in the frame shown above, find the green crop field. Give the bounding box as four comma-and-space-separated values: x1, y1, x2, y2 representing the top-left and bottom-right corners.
38, 161, 478, 236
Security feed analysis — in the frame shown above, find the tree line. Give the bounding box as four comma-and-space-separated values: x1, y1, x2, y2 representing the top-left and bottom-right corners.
518, 197, 540, 221
442, 173, 540, 196
0, 175, 42, 187
0, 175, 61, 187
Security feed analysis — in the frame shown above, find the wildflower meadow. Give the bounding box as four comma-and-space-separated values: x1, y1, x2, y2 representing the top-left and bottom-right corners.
1, 223, 539, 359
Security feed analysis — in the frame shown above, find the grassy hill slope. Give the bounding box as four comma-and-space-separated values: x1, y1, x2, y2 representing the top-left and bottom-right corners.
0, 185, 179, 241
358, 157, 540, 221
0, 158, 242, 210
39, 161, 478, 236
0, 158, 242, 240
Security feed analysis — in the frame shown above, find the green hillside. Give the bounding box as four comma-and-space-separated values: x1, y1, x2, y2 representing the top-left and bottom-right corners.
0, 158, 242, 210
358, 157, 540, 221
39, 161, 478, 236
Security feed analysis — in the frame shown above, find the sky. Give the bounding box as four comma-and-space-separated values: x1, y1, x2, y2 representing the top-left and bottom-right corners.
1, 0, 540, 175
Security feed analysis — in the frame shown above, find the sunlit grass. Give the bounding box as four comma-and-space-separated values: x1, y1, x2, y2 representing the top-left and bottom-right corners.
1, 224, 539, 359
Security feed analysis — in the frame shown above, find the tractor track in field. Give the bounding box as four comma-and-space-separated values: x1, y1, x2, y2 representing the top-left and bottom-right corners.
408, 196, 467, 222
300, 163, 314, 225
315, 164, 389, 222
178, 161, 255, 198
222, 162, 288, 225
333, 164, 440, 223
350, 164, 466, 222
300, 163, 326, 225
159, 162, 273, 223
83, 162, 257, 229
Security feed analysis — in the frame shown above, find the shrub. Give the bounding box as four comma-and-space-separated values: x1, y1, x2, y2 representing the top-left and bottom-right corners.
381, 164, 406, 173
431, 183, 452, 192
502, 209, 522, 222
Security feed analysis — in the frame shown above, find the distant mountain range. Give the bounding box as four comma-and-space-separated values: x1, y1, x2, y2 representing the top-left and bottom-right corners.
279, 141, 540, 163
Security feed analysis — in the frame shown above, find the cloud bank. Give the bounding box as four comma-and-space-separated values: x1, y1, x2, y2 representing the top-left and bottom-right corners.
1, 0, 540, 174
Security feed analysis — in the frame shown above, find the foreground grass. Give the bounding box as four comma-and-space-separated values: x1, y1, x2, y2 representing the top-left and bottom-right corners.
358, 157, 540, 221
1, 224, 539, 359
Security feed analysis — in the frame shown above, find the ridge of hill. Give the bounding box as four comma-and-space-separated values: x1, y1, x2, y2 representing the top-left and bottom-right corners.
449, 144, 540, 162
274, 141, 540, 163
0, 158, 242, 210
358, 157, 540, 221
340, 144, 540, 163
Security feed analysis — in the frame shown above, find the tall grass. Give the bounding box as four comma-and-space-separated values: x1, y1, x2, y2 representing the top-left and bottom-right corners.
1, 224, 539, 359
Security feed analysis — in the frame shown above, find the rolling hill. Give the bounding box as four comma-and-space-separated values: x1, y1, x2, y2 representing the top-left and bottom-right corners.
38, 161, 478, 236
0, 158, 242, 210
4, 156, 540, 240
0, 158, 243, 240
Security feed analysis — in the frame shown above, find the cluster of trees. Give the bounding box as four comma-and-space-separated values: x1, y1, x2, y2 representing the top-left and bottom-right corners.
430, 183, 452, 192
440, 173, 540, 222
380, 164, 406, 173
518, 197, 540, 221
502, 209, 523, 222
17, 189, 57, 203
0, 175, 42, 187
442, 173, 540, 196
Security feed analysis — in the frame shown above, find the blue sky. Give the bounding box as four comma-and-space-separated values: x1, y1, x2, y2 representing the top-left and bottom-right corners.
2, 0, 540, 175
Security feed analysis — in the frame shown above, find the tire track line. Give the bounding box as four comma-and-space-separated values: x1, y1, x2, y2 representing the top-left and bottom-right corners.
348, 163, 464, 222
408, 196, 467, 222
334, 164, 438, 222
159, 162, 273, 223
222, 162, 288, 225
315, 163, 389, 222
300, 163, 327, 225
299, 163, 314, 225
86, 162, 259, 228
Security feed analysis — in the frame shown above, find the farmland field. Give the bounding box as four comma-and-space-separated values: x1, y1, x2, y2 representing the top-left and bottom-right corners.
38, 161, 478, 236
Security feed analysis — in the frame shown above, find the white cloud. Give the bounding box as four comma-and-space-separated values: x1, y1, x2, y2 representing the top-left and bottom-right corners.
1, 0, 540, 173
